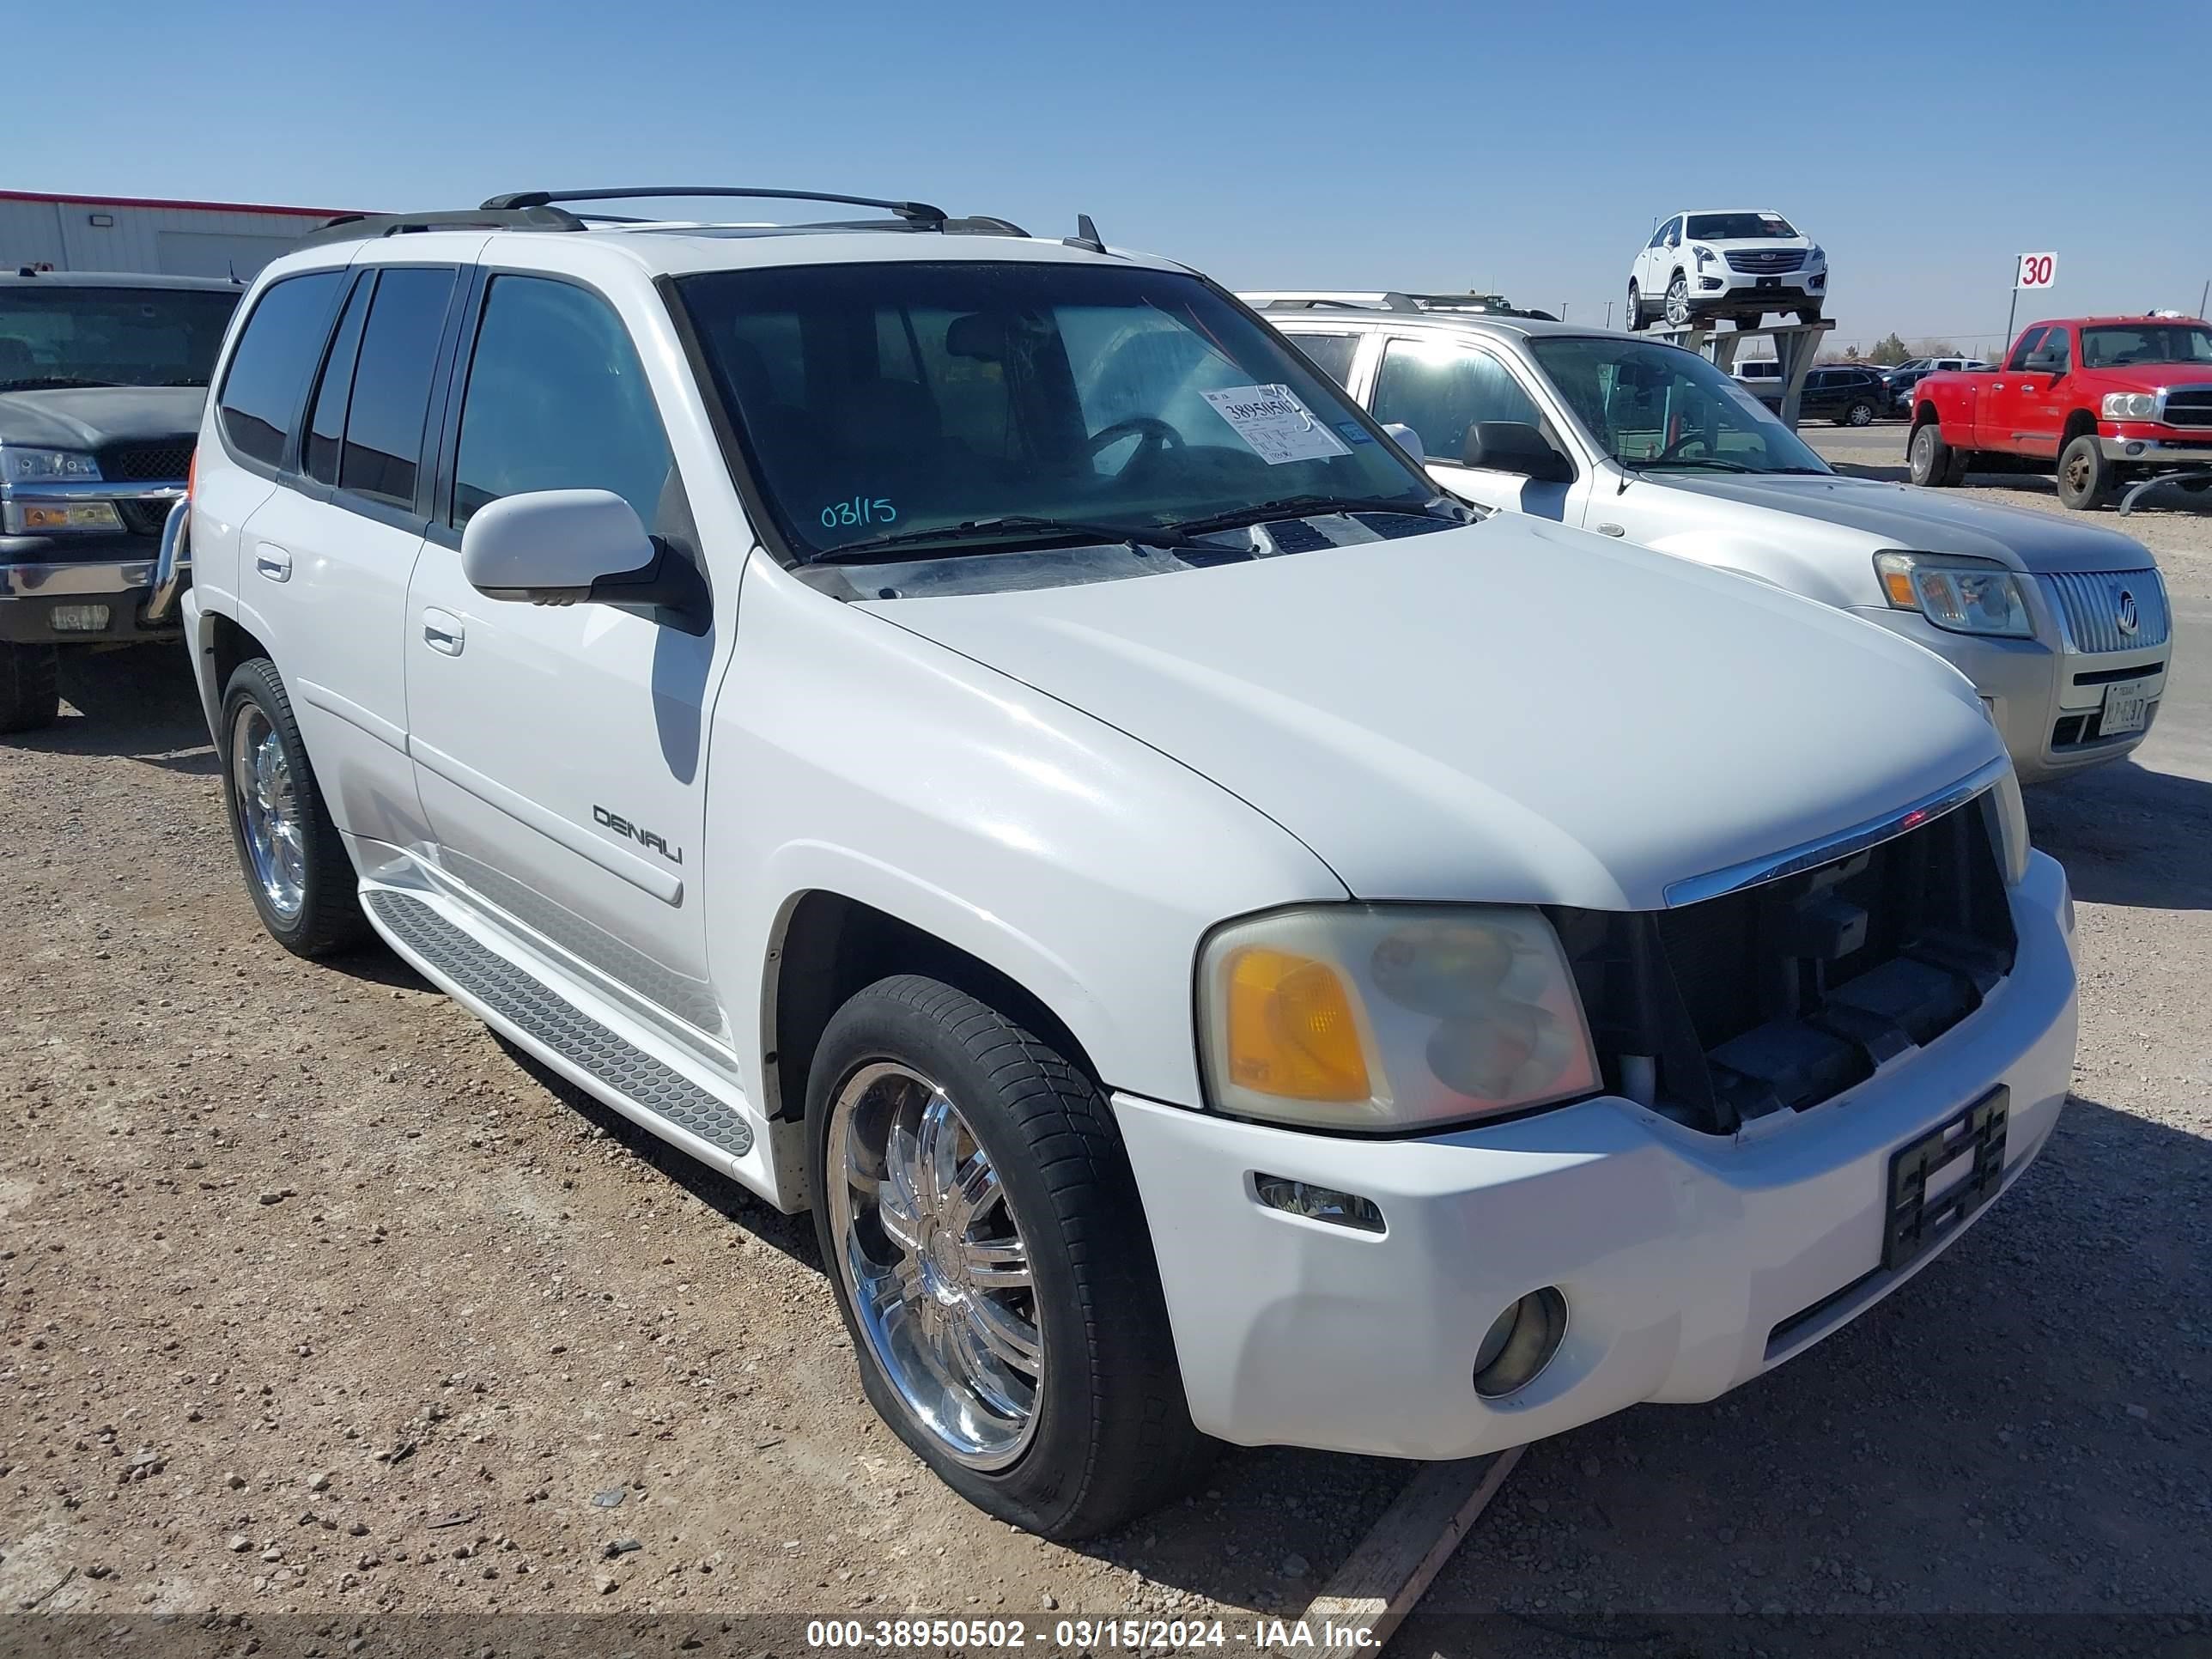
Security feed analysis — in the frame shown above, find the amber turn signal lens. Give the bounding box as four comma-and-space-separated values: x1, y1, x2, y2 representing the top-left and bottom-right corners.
1224, 946, 1371, 1103
1880, 566, 1919, 608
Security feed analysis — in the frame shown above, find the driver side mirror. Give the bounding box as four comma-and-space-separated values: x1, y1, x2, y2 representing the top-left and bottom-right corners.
2023, 349, 2065, 374
461, 489, 708, 635
1381, 422, 1426, 466
1462, 421, 1575, 484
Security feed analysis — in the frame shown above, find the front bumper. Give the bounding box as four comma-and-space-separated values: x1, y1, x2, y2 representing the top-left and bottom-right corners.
2100, 433, 2212, 466
1692, 267, 1826, 309
0, 549, 173, 644
1850, 605, 2166, 784
1115, 852, 2075, 1460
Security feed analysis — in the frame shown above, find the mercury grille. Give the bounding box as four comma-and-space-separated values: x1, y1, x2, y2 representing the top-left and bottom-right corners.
2040, 570, 2170, 654
2161, 387, 2212, 428
1550, 798, 2017, 1133
1724, 249, 1808, 275
98, 441, 193, 482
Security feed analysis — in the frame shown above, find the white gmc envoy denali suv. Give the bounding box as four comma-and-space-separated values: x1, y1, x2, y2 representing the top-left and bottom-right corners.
176, 187, 2077, 1540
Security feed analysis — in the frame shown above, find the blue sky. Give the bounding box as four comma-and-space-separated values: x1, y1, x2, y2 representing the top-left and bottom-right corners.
19, 0, 2210, 353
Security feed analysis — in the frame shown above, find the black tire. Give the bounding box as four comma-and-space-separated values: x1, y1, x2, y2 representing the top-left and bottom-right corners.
2057, 432, 2114, 510
1842, 400, 1876, 428
807, 974, 1209, 1540
1909, 420, 1968, 488
1625, 281, 1644, 331
218, 658, 370, 957
0, 641, 61, 735
1663, 272, 1692, 328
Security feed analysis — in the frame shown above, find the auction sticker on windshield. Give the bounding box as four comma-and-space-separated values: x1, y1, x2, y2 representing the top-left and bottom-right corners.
1202, 384, 1353, 465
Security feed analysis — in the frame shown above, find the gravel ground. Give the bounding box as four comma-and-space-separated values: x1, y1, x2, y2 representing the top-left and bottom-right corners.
1, 455, 2205, 1652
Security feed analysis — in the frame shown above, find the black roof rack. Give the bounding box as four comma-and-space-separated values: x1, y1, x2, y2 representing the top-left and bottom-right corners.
300, 205, 587, 247
480, 186, 950, 227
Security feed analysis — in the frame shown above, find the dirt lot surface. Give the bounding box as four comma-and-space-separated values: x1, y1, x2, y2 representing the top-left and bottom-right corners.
2, 447, 2206, 1654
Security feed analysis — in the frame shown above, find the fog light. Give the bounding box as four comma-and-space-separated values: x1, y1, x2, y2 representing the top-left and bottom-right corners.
1253, 1175, 1384, 1234
2125, 441, 2145, 458
50, 604, 112, 633
1474, 1286, 1567, 1398
1699, 276, 1723, 290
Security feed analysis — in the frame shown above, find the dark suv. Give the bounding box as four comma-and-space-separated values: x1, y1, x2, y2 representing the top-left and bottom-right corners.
1755, 366, 1887, 428
0, 271, 240, 731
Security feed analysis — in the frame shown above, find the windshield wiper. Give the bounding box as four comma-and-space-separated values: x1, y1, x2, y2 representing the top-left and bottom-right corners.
811, 514, 1218, 565
1162, 494, 1454, 537
1634, 457, 1760, 474
0, 375, 125, 392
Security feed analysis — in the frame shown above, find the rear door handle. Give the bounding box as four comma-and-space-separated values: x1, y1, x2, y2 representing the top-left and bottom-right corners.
422, 609, 465, 656
253, 545, 292, 582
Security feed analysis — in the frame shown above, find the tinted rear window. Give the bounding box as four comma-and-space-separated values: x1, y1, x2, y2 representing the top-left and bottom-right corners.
1291, 332, 1360, 386
340, 267, 457, 508
217, 272, 344, 468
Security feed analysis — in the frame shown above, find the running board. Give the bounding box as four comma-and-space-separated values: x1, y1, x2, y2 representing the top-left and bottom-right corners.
361, 886, 756, 1162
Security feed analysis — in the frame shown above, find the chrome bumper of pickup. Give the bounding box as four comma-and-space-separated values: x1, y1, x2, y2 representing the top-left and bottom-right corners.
2, 558, 156, 599
2100, 435, 2212, 465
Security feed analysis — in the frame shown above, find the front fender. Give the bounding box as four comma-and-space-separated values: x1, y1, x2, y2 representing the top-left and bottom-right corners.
704, 554, 1347, 1112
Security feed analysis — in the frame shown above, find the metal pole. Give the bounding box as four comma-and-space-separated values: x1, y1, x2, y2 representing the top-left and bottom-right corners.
2002, 258, 2021, 360
2200, 277, 2209, 319
1604, 301, 1613, 328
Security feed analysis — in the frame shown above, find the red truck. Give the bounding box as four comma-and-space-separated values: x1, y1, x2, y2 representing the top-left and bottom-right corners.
1906, 313, 2212, 510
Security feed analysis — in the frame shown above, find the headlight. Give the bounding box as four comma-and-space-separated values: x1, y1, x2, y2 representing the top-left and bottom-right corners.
1196, 905, 1600, 1133
0, 445, 102, 483
1692, 245, 1715, 265
2100, 392, 2159, 422
1990, 763, 2031, 886
1808, 244, 1826, 263
1874, 551, 2033, 638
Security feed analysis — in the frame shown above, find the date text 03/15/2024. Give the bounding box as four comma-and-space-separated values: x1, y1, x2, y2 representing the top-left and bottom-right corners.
804, 1619, 1381, 1650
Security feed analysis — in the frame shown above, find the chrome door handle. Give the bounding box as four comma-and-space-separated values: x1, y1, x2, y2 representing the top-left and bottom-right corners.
253, 545, 292, 582
422, 610, 465, 655
1595, 522, 1626, 537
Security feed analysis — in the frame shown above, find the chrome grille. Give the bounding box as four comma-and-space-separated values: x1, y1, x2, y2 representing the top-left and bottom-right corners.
1724, 249, 1807, 275
2162, 386, 2212, 428
2041, 569, 2170, 655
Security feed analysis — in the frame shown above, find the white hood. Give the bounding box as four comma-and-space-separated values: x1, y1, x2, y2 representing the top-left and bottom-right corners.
865, 518, 2005, 911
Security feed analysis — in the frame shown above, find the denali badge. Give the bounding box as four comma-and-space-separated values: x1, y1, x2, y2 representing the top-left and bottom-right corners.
592, 805, 684, 866
2115, 589, 2139, 637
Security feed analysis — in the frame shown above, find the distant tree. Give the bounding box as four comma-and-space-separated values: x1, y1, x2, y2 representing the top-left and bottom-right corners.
1864, 332, 1912, 365
1909, 338, 1965, 359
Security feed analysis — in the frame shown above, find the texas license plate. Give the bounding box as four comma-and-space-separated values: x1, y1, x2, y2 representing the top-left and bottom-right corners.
2100, 677, 2153, 736
1883, 1087, 2008, 1272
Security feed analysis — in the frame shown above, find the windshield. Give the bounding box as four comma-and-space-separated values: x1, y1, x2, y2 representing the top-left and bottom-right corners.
2081, 323, 2212, 369
1528, 337, 1830, 475
1685, 213, 1797, 240
676, 261, 1434, 561
0, 285, 240, 390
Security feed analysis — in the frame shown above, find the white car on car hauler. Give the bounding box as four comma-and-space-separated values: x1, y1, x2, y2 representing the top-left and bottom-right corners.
1627, 209, 1827, 331
1253, 299, 2172, 784
179, 188, 2075, 1540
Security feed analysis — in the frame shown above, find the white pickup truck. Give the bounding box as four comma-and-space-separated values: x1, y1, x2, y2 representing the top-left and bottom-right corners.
180, 189, 2075, 1539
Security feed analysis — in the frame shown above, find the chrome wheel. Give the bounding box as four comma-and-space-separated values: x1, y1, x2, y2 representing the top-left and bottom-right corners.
1664, 275, 1692, 327
1626, 281, 1640, 330
229, 702, 306, 923
828, 1060, 1042, 1469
